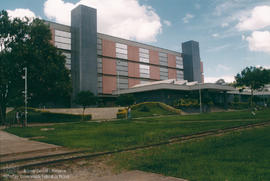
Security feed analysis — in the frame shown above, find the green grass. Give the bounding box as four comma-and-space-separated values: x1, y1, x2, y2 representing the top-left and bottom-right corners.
6, 107, 91, 123
111, 125, 270, 181
5, 109, 270, 153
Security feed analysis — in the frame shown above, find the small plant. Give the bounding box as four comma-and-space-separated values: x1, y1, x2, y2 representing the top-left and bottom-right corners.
139, 105, 150, 112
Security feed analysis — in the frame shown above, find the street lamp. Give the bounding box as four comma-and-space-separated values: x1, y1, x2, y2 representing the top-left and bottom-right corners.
22, 67, 28, 127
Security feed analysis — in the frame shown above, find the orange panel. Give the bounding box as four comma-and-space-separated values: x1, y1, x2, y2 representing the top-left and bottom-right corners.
128, 45, 139, 61
168, 54, 176, 68
149, 50, 159, 65
102, 58, 116, 75
102, 39, 116, 57
200, 61, 204, 73
103, 76, 117, 94
168, 68, 177, 79
150, 66, 160, 80
128, 62, 140, 78
128, 79, 140, 88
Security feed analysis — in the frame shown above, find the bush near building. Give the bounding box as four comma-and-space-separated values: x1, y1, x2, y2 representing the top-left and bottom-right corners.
6, 107, 91, 124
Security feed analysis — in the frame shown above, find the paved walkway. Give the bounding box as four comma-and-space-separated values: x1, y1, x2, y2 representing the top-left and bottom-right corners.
0, 130, 60, 157
39, 107, 123, 120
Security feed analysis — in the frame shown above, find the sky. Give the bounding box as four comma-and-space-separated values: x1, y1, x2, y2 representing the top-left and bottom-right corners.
2, 0, 270, 83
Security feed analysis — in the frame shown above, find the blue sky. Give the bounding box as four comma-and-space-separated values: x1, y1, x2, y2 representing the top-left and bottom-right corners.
2, 0, 270, 82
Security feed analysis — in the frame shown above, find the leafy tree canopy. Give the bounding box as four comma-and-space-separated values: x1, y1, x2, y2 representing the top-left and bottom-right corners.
116, 94, 135, 106
0, 10, 71, 123
235, 66, 270, 90
74, 91, 97, 108
235, 66, 270, 106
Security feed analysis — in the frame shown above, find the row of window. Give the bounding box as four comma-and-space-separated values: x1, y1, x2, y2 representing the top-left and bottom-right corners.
97, 58, 184, 81
116, 43, 128, 59
54, 30, 71, 51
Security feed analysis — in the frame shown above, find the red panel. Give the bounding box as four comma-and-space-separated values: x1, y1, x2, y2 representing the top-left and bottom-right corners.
168, 68, 177, 79
50, 28, 55, 45
103, 76, 117, 94
102, 39, 116, 57
150, 66, 160, 80
128, 62, 140, 78
128, 79, 140, 88
200, 61, 204, 73
201, 74, 204, 83
149, 50, 159, 65
168, 54, 176, 68
128, 45, 139, 61
102, 58, 116, 75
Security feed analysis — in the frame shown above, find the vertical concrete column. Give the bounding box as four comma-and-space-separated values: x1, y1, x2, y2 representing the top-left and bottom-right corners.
71, 5, 98, 98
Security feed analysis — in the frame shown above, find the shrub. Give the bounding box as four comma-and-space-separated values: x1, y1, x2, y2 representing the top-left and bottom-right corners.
174, 98, 199, 108
139, 105, 150, 112
6, 107, 92, 123
117, 109, 127, 119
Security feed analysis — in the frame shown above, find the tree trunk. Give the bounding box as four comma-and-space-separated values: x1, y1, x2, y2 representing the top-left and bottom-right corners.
82, 107, 85, 121
0, 98, 7, 125
251, 89, 254, 108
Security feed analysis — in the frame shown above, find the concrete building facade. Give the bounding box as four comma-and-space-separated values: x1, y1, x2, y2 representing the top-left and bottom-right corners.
46, 5, 203, 97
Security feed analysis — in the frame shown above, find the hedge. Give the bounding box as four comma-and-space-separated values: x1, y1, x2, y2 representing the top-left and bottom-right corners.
6, 107, 92, 123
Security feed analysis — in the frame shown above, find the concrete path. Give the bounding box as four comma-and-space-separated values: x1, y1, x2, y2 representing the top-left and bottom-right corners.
0, 130, 60, 156
39, 107, 123, 120
91, 170, 187, 181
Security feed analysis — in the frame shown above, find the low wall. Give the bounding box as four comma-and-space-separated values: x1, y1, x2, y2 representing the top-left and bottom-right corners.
38, 107, 124, 120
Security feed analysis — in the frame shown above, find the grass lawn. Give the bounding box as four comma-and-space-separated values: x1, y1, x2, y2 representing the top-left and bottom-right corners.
111, 125, 270, 181
5, 109, 270, 153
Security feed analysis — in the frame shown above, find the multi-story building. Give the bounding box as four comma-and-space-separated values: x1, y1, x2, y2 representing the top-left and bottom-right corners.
46, 5, 203, 98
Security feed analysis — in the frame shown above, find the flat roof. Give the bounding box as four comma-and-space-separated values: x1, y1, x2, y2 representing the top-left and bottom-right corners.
113, 82, 236, 95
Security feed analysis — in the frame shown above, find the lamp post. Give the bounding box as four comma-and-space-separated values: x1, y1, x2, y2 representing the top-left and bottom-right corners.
23, 67, 28, 127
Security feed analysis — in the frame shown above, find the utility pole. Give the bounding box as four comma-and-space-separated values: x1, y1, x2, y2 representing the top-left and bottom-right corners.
23, 67, 28, 127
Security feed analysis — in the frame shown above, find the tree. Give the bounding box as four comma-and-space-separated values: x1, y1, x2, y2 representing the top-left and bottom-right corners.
116, 94, 135, 106
73, 91, 97, 121
0, 10, 71, 124
235, 66, 270, 107
215, 78, 225, 85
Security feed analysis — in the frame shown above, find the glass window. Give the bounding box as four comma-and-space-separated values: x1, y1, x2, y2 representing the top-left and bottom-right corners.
55, 42, 71, 50
116, 48, 127, 54
62, 52, 71, 59
159, 52, 167, 58
55, 36, 71, 44
55, 30, 71, 38
139, 53, 149, 59
139, 57, 149, 63
116, 43, 127, 50
139, 48, 149, 54
140, 64, 149, 70
116, 53, 128, 59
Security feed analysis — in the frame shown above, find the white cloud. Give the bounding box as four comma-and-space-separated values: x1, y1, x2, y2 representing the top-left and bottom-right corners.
182, 13, 194, 23
217, 64, 231, 71
206, 44, 230, 52
236, 5, 270, 31
204, 75, 235, 83
245, 31, 270, 54
221, 23, 229, 27
7, 8, 36, 20
194, 4, 201, 10
44, 0, 162, 42
256, 65, 270, 69
212, 33, 219, 38
163, 20, 171, 27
